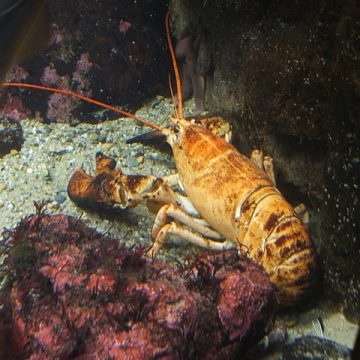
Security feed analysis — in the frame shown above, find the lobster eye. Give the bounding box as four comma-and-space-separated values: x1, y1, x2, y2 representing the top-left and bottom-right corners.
173, 126, 179, 133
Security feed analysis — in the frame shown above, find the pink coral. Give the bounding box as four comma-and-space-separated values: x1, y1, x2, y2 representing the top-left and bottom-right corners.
41, 54, 93, 122
73, 53, 93, 95
5, 65, 29, 82
41, 63, 62, 86
75, 53, 93, 75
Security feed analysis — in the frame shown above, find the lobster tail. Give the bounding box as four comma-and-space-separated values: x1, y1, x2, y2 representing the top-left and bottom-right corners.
264, 215, 317, 306
237, 186, 317, 306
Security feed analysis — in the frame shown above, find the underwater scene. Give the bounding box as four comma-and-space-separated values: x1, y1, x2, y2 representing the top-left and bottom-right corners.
0, 1, 359, 359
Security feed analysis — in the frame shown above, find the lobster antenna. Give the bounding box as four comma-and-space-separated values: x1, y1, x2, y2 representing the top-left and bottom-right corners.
165, 11, 183, 120
1, 82, 162, 131
168, 73, 179, 119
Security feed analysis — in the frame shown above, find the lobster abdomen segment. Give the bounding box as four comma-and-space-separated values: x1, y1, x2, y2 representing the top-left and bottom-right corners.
237, 188, 317, 305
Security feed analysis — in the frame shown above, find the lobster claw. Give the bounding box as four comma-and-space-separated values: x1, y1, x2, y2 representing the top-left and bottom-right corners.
67, 152, 127, 212
67, 152, 166, 212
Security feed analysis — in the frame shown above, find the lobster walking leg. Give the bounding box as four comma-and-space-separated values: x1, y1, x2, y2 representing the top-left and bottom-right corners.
145, 174, 202, 217
250, 149, 276, 185
149, 216, 235, 257
294, 203, 309, 226
152, 204, 225, 241
263, 156, 276, 185
250, 149, 309, 226
250, 149, 264, 169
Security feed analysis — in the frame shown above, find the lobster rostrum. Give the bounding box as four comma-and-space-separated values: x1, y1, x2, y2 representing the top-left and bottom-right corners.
2, 12, 317, 306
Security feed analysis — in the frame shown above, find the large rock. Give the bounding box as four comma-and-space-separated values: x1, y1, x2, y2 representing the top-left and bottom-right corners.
0, 211, 276, 359
282, 336, 352, 360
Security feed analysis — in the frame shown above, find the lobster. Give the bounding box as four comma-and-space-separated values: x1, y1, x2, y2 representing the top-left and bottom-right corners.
1, 11, 317, 306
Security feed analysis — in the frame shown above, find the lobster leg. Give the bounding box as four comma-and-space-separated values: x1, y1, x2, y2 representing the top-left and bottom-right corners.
148, 203, 235, 257
249, 151, 308, 226
263, 156, 276, 186
145, 172, 203, 215
162, 174, 180, 187
250, 149, 276, 185
250, 149, 264, 169
145, 174, 201, 217
152, 204, 223, 240
294, 203, 309, 226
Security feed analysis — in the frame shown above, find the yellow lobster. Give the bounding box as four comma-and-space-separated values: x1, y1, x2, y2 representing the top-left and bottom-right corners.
2, 12, 317, 306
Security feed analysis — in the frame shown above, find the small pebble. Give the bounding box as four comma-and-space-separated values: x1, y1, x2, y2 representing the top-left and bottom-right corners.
7, 184, 15, 191
146, 153, 166, 162
136, 155, 144, 164
7, 203, 15, 211
0, 181, 7, 192
55, 194, 67, 204
49, 201, 60, 210
101, 143, 113, 152
40, 168, 51, 180
89, 133, 101, 144
125, 158, 139, 168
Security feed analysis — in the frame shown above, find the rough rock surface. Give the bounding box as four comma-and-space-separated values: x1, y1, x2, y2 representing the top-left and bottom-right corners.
0, 210, 276, 359
181, 251, 277, 358
170, 0, 360, 322
282, 335, 352, 360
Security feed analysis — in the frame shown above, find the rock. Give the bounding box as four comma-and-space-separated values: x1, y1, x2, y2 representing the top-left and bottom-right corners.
217, 268, 275, 342
0, 211, 276, 359
125, 157, 139, 168
181, 251, 277, 357
0, 180, 7, 192
0, 115, 24, 156
282, 335, 352, 360
54, 193, 67, 203
136, 155, 144, 164
0, 212, 199, 359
